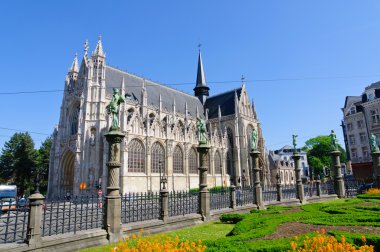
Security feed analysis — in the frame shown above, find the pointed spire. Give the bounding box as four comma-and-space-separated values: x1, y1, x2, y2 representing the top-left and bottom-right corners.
93, 35, 105, 57
218, 105, 222, 119
159, 93, 162, 111
84, 39, 89, 58
194, 48, 210, 105
120, 77, 125, 93
185, 102, 188, 118
69, 53, 79, 73
241, 75, 246, 87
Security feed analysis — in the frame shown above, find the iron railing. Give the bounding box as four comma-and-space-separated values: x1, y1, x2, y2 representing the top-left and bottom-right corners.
42, 195, 103, 237
345, 180, 359, 198
320, 181, 335, 195
282, 184, 297, 200
121, 192, 160, 224
263, 185, 277, 202
210, 187, 230, 210
236, 186, 256, 206
168, 191, 198, 217
0, 199, 29, 244
304, 183, 318, 197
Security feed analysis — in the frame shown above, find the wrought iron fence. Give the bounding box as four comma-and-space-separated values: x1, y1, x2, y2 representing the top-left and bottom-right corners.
0, 199, 29, 244
304, 183, 318, 197
282, 184, 297, 200
42, 195, 103, 237
168, 191, 198, 217
345, 180, 359, 198
121, 192, 160, 224
263, 185, 277, 202
236, 186, 255, 206
320, 181, 335, 195
210, 187, 230, 210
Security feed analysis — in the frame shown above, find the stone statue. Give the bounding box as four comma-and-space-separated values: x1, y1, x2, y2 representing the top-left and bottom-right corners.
106, 88, 125, 130
330, 130, 338, 151
292, 134, 298, 152
251, 128, 258, 151
370, 133, 379, 152
196, 117, 208, 145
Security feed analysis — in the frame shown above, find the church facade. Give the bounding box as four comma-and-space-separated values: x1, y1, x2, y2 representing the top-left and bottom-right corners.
47, 37, 269, 198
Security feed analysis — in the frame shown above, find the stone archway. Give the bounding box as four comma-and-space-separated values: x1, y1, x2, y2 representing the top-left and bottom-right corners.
60, 150, 75, 196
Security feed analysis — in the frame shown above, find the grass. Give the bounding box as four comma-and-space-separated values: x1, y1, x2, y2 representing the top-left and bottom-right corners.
78, 196, 380, 251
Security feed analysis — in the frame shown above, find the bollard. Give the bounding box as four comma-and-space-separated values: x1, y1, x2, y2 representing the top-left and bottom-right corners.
26, 192, 45, 247
230, 185, 236, 209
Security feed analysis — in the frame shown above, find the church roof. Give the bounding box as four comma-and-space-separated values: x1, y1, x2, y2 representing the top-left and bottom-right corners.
204, 88, 242, 119
105, 66, 204, 117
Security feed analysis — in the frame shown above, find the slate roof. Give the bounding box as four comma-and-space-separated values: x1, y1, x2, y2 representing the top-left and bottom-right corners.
204, 88, 242, 119
105, 66, 204, 117
365, 81, 380, 91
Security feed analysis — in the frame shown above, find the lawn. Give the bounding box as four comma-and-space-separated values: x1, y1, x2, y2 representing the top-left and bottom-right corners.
78, 195, 380, 251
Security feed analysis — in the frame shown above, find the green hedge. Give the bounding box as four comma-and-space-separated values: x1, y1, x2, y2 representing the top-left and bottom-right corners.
220, 214, 245, 224
329, 231, 380, 251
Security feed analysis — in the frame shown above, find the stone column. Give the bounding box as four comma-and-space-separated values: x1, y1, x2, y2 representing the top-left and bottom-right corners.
250, 150, 265, 209
230, 184, 236, 209
159, 178, 169, 222
104, 130, 125, 242
330, 150, 345, 198
292, 152, 305, 203
371, 151, 380, 188
26, 192, 45, 247
197, 146, 210, 221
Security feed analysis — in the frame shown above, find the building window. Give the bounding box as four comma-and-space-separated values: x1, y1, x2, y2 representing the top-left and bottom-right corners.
350, 106, 356, 115
227, 127, 234, 176
371, 110, 380, 124
188, 148, 198, 174
173, 145, 184, 174
128, 139, 145, 173
357, 120, 364, 129
346, 123, 353, 131
362, 146, 369, 157
69, 106, 80, 135
349, 135, 356, 145
351, 148, 357, 158
359, 133, 366, 144
214, 151, 222, 174
151, 142, 165, 173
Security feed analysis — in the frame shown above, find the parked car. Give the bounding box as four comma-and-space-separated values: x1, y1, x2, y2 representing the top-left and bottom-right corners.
357, 183, 374, 194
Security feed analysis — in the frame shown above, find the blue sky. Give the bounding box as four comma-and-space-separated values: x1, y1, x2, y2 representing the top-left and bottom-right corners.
0, 1, 379, 150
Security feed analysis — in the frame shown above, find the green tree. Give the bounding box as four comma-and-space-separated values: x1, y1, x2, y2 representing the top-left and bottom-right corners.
36, 136, 52, 194
0, 132, 37, 196
303, 135, 346, 177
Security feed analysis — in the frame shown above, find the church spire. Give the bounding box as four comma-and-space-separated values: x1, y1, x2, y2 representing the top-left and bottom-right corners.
93, 35, 105, 57
69, 53, 79, 73
193, 47, 209, 105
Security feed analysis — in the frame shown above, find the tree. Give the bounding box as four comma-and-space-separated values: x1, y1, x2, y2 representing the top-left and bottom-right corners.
36, 136, 52, 194
0, 132, 37, 196
303, 135, 346, 177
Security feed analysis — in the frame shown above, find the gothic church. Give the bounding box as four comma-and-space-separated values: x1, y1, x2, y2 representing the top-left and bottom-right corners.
48, 37, 269, 198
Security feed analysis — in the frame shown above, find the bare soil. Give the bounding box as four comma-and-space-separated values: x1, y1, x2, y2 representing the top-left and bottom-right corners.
259, 222, 380, 240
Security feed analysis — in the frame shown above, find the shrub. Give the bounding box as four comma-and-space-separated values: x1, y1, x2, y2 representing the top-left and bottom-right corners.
111, 230, 206, 252
289, 229, 374, 252
220, 213, 245, 224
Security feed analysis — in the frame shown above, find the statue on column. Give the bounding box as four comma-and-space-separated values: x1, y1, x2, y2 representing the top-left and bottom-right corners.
251, 128, 258, 152
106, 88, 125, 130
292, 134, 298, 152
330, 130, 338, 151
196, 117, 208, 145
370, 133, 379, 152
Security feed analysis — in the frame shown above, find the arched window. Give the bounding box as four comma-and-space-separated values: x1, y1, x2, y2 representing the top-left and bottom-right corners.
173, 145, 184, 173
227, 127, 234, 176
151, 142, 165, 173
247, 125, 253, 154
214, 151, 222, 174
188, 148, 198, 174
128, 139, 145, 173
70, 106, 80, 135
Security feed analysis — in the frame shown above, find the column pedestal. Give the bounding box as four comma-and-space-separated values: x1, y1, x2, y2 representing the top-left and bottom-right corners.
292, 153, 305, 204
197, 145, 211, 221
250, 150, 265, 209
104, 130, 125, 242
26, 192, 45, 247
331, 150, 345, 198
372, 151, 380, 189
